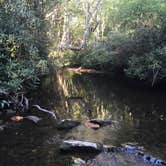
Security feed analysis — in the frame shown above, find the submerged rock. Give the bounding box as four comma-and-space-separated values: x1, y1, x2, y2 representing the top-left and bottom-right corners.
86, 152, 152, 166
57, 119, 81, 130
70, 152, 166, 166
60, 140, 103, 153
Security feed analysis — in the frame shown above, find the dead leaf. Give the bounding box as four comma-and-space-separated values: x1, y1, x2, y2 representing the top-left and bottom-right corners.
11, 116, 24, 122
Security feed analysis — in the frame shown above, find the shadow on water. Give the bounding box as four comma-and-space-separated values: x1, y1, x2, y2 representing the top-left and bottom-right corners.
0, 70, 166, 165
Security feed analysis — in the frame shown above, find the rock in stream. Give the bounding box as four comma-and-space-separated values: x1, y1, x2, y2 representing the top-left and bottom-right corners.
57, 119, 81, 130
89, 119, 112, 127
60, 140, 103, 153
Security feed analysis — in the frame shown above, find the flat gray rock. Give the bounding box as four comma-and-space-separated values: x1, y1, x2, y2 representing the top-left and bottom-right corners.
60, 140, 103, 153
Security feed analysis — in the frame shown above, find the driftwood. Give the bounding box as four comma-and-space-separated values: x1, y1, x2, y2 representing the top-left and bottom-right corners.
32, 105, 57, 119
66, 67, 104, 74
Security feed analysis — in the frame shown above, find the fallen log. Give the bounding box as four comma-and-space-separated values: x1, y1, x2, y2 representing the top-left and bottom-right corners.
65, 67, 104, 74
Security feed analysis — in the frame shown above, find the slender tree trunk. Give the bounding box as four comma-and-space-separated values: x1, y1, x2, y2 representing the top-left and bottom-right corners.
59, 0, 104, 51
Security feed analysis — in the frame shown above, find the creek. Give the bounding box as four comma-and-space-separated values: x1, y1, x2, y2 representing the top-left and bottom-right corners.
0, 70, 166, 166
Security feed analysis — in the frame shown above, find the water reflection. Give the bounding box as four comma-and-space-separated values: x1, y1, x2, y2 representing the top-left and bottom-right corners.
34, 71, 166, 160
52, 71, 166, 159
0, 70, 166, 166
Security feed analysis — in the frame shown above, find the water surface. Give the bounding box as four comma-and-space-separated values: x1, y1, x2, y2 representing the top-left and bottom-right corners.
0, 71, 166, 165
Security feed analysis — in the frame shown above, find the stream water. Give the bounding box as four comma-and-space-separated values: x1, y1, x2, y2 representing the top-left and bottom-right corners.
0, 71, 166, 166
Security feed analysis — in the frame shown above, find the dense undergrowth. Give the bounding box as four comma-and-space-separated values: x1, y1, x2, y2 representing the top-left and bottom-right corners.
75, 25, 166, 86
0, 0, 49, 96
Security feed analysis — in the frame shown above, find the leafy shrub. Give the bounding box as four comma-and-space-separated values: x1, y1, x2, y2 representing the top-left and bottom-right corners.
125, 46, 166, 86
109, 32, 130, 50
81, 44, 111, 69
0, 0, 48, 94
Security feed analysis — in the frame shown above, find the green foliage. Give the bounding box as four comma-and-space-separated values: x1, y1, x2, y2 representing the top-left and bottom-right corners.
81, 44, 111, 69
0, 0, 48, 93
62, 0, 166, 85
113, 0, 166, 32
109, 32, 130, 50
125, 47, 166, 84
1, 0, 165, 88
